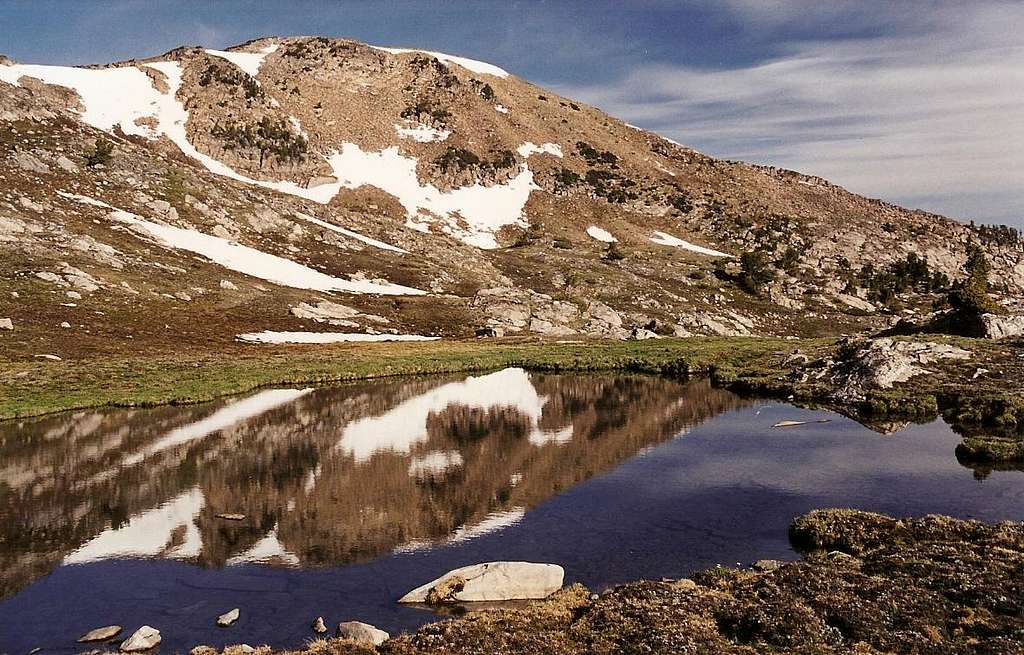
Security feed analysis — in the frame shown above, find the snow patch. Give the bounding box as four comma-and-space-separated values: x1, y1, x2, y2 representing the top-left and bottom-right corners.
586, 225, 617, 243
448, 508, 525, 543
371, 45, 509, 78
65, 488, 205, 563
237, 331, 439, 344
650, 231, 731, 258
328, 144, 537, 249
59, 192, 425, 295
395, 122, 451, 143
203, 43, 278, 79
0, 63, 170, 139
517, 142, 563, 158
408, 450, 464, 478
334, 368, 573, 462
226, 525, 300, 566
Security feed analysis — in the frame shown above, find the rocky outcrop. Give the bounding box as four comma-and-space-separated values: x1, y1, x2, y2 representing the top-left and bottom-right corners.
398, 562, 564, 603
807, 338, 971, 401
980, 313, 1024, 339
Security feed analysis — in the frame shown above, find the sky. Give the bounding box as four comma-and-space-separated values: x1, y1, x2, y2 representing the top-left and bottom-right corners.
1, 0, 1020, 227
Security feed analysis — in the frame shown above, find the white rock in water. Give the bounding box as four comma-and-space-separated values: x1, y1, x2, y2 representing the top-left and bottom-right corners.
120, 626, 161, 652
216, 608, 240, 627
336, 621, 389, 646
0, 318, 12, 330
398, 561, 564, 603
311, 617, 327, 634
78, 625, 123, 642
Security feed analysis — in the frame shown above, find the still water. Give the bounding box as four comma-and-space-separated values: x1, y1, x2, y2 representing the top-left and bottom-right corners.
1, 369, 1022, 653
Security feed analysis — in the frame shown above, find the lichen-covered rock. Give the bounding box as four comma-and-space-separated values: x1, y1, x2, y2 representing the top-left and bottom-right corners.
120, 626, 161, 652
398, 561, 564, 603
335, 621, 389, 646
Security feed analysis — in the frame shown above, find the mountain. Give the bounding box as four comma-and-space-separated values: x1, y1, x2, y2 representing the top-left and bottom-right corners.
1, 36, 1022, 358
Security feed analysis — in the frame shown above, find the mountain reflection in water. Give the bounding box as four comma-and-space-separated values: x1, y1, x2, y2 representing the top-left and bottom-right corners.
0, 369, 743, 599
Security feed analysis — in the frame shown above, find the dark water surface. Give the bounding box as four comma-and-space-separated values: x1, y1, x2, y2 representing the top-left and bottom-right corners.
1, 369, 1022, 653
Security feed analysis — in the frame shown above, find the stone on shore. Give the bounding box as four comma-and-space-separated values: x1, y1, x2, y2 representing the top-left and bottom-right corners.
311, 616, 327, 633
399, 561, 564, 603
336, 621, 389, 646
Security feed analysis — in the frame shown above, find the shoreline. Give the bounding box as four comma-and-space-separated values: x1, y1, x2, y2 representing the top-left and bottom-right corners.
3, 334, 1021, 466
173, 509, 1024, 654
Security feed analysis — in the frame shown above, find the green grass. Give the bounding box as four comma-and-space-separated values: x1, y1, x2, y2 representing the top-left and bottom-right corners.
0, 337, 812, 420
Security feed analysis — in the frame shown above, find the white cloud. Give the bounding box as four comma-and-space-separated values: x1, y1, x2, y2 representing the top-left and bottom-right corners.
558, 2, 1024, 226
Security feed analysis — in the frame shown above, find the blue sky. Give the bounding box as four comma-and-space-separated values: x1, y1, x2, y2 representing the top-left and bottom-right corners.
2, 0, 1020, 226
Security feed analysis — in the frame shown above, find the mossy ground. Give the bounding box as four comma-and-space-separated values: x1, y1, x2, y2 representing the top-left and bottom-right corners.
0, 336, 811, 420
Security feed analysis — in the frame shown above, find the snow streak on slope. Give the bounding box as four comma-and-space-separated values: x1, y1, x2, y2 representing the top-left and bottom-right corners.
58, 192, 426, 295
371, 45, 509, 78
334, 367, 574, 462
203, 43, 278, 78
650, 231, 731, 257
293, 211, 407, 253
237, 331, 438, 344
587, 226, 617, 243
121, 388, 311, 467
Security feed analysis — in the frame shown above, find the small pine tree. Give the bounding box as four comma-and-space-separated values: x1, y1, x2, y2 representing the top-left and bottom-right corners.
86, 137, 114, 167
739, 250, 775, 294
947, 243, 1000, 316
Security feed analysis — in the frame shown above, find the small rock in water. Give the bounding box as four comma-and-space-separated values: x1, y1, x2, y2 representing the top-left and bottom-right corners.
120, 625, 161, 652
311, 617, 327, 634
29, 648, 42, 655
216, 513, 246, 521
772, 419, 831, 428
60, 321, 72, 328
0, 318, 12, 330
78, 625, 123, 642
336, 621, 389, 646
217, 608, 240, 627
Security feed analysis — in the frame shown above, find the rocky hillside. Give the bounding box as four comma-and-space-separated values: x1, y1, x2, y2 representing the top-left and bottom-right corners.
2, 36, 1022, 358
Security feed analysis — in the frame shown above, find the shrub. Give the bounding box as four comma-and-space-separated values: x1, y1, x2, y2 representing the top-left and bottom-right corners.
776, 247, 800, 274
604, 242, 626, 261
739, 251, 775, 294
671, 194, 693, 214
86, 137, 114, 167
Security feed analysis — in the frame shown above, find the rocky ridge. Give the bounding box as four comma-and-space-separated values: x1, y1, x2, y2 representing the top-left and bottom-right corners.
2, 36, 1023, 359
